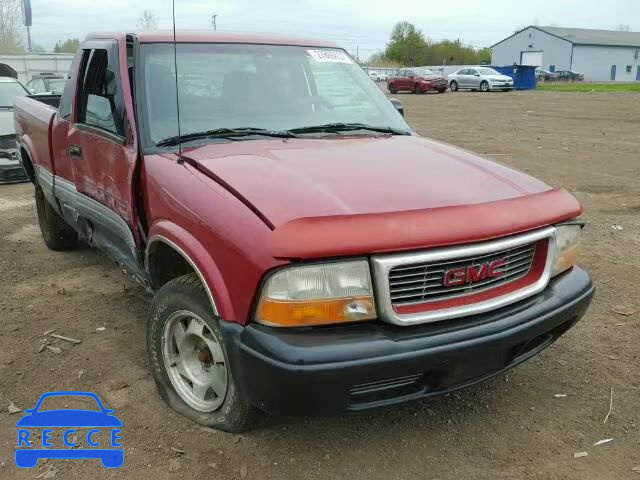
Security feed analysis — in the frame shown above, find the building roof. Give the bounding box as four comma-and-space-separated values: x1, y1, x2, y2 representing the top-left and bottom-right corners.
492, 26, 640, 48
87, 31, 337, 48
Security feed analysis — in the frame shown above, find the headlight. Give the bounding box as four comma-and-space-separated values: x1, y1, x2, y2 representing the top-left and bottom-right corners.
256, 260, 376, 327
552, 224, 582, 277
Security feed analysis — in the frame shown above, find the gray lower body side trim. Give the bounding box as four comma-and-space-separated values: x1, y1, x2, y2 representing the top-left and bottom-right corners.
34, 166, 149, 288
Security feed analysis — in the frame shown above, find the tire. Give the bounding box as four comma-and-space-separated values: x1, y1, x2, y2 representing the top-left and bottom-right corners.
147, 273, 260, 432
414, 84, 422, 94
35, 183, 78, 251
449, 80, 458, 91
388, 83, 397, 94
480, 80, 489, 92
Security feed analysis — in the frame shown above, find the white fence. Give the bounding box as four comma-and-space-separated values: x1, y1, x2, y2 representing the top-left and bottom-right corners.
364, 65, 488, 77
0, 53, 74, 83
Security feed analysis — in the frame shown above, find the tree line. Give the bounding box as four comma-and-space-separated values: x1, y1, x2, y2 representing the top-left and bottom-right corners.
368, 21, 491, 67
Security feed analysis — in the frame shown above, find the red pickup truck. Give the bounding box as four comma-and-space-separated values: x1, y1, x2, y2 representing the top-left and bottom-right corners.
14, 32, 593, 432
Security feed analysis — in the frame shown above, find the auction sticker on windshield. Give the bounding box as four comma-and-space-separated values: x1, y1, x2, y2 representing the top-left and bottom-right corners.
15, 391, 123, 469
307, 49, 353, 63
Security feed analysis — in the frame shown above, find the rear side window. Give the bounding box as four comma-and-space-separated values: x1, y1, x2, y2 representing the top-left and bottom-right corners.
77, 45, 125, 138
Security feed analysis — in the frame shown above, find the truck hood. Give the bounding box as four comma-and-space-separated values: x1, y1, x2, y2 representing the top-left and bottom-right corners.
183, 135, 551, 228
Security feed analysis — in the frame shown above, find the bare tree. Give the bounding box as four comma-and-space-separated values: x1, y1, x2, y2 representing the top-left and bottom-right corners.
615, 24, 630, 32
137, 10, 158, 31
0, 0, 24, 53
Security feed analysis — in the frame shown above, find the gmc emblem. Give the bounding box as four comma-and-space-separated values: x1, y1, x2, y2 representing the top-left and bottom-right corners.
444, 259, 507, 287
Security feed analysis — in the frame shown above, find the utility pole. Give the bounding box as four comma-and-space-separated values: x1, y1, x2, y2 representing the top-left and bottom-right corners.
211, 14, 217, 31
27, 26, 32, 52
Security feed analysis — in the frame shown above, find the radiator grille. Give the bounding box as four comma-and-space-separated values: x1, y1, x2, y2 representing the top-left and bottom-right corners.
388, 242, 537, 306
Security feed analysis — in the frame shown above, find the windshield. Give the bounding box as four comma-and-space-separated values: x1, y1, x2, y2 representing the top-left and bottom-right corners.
0, 82, 28, 107
46, 79, 67, 94
476, 67, 500, 75
140, 43, 411, 146
415, 68, 435, 76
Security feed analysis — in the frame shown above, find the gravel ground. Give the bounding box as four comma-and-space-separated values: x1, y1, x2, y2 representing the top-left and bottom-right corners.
1, 90, 639, 479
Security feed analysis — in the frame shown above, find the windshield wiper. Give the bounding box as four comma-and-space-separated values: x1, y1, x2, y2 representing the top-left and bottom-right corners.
288, 123, 410, 136
157, 127, 296, 147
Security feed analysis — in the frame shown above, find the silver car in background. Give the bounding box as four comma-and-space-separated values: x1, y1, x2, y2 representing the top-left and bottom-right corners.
448, 67, 514, 92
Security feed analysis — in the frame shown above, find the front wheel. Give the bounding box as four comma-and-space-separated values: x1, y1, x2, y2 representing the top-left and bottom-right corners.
388, 83, 397, 94
147, 273, 259, 432
449, 80, 458, 91
480, 81, 489, 92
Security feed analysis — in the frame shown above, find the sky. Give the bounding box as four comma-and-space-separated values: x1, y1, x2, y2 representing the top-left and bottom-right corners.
28, 0, 640, 57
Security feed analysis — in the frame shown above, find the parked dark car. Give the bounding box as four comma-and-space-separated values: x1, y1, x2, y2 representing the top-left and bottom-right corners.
535, 68, 557, 81
555, 70, 584, 81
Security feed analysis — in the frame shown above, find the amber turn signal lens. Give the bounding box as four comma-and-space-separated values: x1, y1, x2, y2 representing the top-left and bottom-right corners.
257, 296, 376, 327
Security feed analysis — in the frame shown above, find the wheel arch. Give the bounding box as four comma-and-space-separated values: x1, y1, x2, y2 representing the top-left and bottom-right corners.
18, 140, 36, 183
146, 222, 235, 320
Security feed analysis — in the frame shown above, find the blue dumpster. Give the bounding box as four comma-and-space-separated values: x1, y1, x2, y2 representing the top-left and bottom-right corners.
492, 65, 537, 90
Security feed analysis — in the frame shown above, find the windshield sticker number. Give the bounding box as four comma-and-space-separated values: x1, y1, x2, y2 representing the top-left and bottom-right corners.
307, 50, 353, 64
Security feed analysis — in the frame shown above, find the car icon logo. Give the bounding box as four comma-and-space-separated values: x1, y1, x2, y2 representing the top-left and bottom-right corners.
15, 391, 123, 468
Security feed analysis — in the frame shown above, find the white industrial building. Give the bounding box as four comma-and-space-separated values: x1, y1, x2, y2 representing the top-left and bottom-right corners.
491, 26, 640, 81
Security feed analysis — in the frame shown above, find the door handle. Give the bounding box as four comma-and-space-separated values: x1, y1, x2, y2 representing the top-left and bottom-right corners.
69, 144, 82, 159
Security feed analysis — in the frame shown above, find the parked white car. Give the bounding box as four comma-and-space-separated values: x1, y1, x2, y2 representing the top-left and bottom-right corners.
448, 67, 514, 92
368, 72, 388, 82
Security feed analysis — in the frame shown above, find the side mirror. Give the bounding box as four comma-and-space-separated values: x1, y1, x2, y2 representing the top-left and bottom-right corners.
389, 98, 404, 117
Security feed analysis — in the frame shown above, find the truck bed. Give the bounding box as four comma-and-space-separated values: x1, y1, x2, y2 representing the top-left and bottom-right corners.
14, 96, 59, 174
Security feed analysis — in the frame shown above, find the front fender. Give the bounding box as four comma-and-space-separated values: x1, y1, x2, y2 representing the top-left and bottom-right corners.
147, 220, 235, 320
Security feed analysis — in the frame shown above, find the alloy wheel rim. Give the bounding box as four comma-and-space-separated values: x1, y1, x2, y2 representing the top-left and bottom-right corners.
162, 310, 228, 412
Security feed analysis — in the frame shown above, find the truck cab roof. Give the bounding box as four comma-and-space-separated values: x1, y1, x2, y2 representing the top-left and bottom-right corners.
87, 31, 338, 48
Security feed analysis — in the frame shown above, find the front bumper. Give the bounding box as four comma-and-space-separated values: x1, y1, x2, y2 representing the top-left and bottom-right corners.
221, 267, 593, 416
0, 137, 28, 183
421, 81, 448, 91
0, 158, 28, 183
490, 82, 514, 90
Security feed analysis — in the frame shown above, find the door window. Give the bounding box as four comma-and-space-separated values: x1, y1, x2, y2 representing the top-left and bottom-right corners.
77, 46, 126, 138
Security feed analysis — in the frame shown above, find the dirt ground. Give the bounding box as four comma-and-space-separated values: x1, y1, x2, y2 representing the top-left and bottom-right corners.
1, 90, 639, 479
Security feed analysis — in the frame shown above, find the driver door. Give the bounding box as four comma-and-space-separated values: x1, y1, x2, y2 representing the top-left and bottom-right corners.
63, 39, 142, 277
456, 69, 470, 88
468, 68, 481, 88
